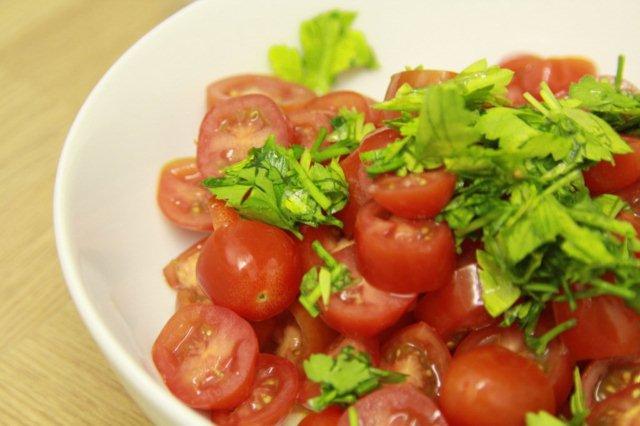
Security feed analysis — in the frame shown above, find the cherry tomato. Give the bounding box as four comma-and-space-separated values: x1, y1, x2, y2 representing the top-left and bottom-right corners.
440, 345, 556, 426
300, 406, 343, 426
197, 94, 292, 177
553, 296, 640, 361
306, 91, 374, 123
208, 197, 239, 230
197, 219, 302, 321
584, 136, 640, 195
157, 157, 213, 231
337, 128, 399, 236
288, 108, 334, 148
163, 237, 207, 292
616, 180, 640, 211
206, 74, 315, 112
337, 384, 448, 426
381, 322, 451, 399
211, 354, 300, 425
354, 202, 456, 294
369, 169, 456, 219
298, 225, 342, 271
175, 288, 210, 311
384, 69, 457, 100
152, 304, 258, 409
588, 383, 640, 425
582, 356, 640, 408
319, 244, 416, 338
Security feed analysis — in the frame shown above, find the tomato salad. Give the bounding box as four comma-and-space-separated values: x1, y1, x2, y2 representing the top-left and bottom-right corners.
154, 9, 640, 426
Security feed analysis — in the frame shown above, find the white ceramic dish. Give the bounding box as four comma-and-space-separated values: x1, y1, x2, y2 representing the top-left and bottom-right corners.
54, 0, 640, 424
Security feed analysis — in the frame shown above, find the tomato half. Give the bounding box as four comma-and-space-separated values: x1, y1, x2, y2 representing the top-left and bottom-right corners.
381, 322, 451, 399
616, 180, 640, 211
157, 157, 213, 231
440, 345, 556, 426
588, 383, 640, 425
306, 91, 374, 123
206, 74, 315, 112
384, 69, 457, 100
354, 202, 456, 294
369, 170, 456, 219
584, 136, 640, 195
197, 94, 292, 177
163, 237, 207, 291
208, 197, 239, 230
300, 406, 343, 426
197, 219, 302, 321
553, 296, 640, 361
288, 108, 334, 149
319, 244, 416, 338
211, 354, 299, 425
337, 384, 448, 426
298, 225, 342, 271
152, 304, 258, 409
582, 356, 640, 408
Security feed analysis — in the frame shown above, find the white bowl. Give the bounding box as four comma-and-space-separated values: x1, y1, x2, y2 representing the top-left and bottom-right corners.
54, 0, 640, 424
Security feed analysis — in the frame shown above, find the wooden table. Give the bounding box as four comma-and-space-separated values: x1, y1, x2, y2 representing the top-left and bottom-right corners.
0, 1, 188, 424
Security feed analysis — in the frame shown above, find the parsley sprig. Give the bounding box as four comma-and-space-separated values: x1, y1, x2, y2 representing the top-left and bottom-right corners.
311, 108, 375, 162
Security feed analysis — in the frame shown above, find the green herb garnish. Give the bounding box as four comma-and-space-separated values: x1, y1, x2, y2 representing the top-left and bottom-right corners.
311, 109, 375, 162
526, 368, 589, 425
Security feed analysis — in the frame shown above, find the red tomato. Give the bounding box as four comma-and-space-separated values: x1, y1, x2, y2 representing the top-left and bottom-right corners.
197, 219, 302, 321
163, 237, 207, 291
553, 296, 640, 361
157, 157, 213, 231
369, 170, 456, 219
582, 356, 640, 409
337, 384, 448, 426
206, 74, 315, 112
319, 244, 416, 338
300, 406, 343, 426
384, 69, 457, 100
440, 345, 556, 426
327, 335, 381, 364
306, 90, 374, 123
354, 202, 456, 294
337, 128, 399, 236
616, 180, 640, 211
211, 354, 300, 425
288, 108, 334, 148
152, 304, 258, 409
175, 288, 210, 311
588, 383, 640, 425
619, 211, 640, 238
208, 197, 239, 230
196, 94, 292, 177
381, 322, 451, 399
297, 225, 342, 271
584, 136, 640, 195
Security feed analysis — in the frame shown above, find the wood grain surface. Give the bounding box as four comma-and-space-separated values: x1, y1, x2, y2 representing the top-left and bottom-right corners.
0, 1, 188, 424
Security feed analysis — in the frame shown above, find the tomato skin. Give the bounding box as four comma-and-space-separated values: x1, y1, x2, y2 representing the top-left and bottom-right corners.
288, 108, 334, 149
206, 74, 315, 112
208, 197, 239, 230
381, 322, 451, 399
157, 157, 213, 231
582, 356, 640, 409
355, 202, 456, 294
337, 384, 448, 426
588, 383, 640, 425
440, 345, 556, 426
197, 219, 302, 321
553, 296, 640, 361
152, 304, 258, 409
369, 170, 456, 219
300, 406, 343, 426
584, 137, 640, 195
297, 225, 342, 271
211, 354, 300, 426
384, 69, 457, 100
306, 90, 374, 123
616, 180, 640, 211
197, 94, 292, 177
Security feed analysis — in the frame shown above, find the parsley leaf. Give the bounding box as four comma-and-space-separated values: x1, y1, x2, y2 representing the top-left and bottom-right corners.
268, 10, 377, 94
311, 108, 375, 162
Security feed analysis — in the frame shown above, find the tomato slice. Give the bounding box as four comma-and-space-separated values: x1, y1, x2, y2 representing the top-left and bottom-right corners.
440, 345, 556, 426
210, 354, 300, 425
300, 406, 343, 426
306, 91, 374, 123
288, 108, 334, 149
381, 322, 451, 399
298, 225, 342, 271
584, 136, 640, 195
152, 304, 258, 409
354, 202, 456, 294
163, 237, 207, 291
582, 356, 640, 408
206, 74, 315, 112
319, 244, 416, 338
384, 69, 457, 100
553, 296, 640, 361
196, 94, 292, 177
208, 197, 239, 230
588, 383, 640, 425
157, 157, 213, 231
369, 170, 456, 219
197, 219, 302, 321
337, 384, 448, 426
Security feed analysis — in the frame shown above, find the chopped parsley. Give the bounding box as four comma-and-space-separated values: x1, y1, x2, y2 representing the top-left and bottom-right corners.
311, 109, 375, 162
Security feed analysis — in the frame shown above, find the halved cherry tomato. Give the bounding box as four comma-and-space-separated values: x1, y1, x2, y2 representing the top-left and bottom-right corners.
553, 296, 640, 361
440, 345, 555, 426
355, 202, 456, 294
211, 354, 300, 425
197, 219, 302, 321
384, 69, 457, 100
298, 225, 342, 271
288, 109, 334, 149
319, 244, 416, 338
206, 74, 315, 112
250, 316, 281, 351
306, 91, 374, 122
197, 94, 292, 177
381, 322, 451, 399
616, 180, 640, 211
370, 170, 456, 219
588, 383, 640, 425
152, 304, 258, 409
175, 288, 210, 311
584, 136, 640, 195
582, 356, 640, 408
208, 197, 239, 230
157, 157, 213, 231
337, 384, 448, 426
300, 406, 343, 426
163, 237, 207, 291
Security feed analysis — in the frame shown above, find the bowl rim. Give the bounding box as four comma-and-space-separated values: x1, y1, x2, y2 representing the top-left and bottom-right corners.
53, 1, 210, 424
